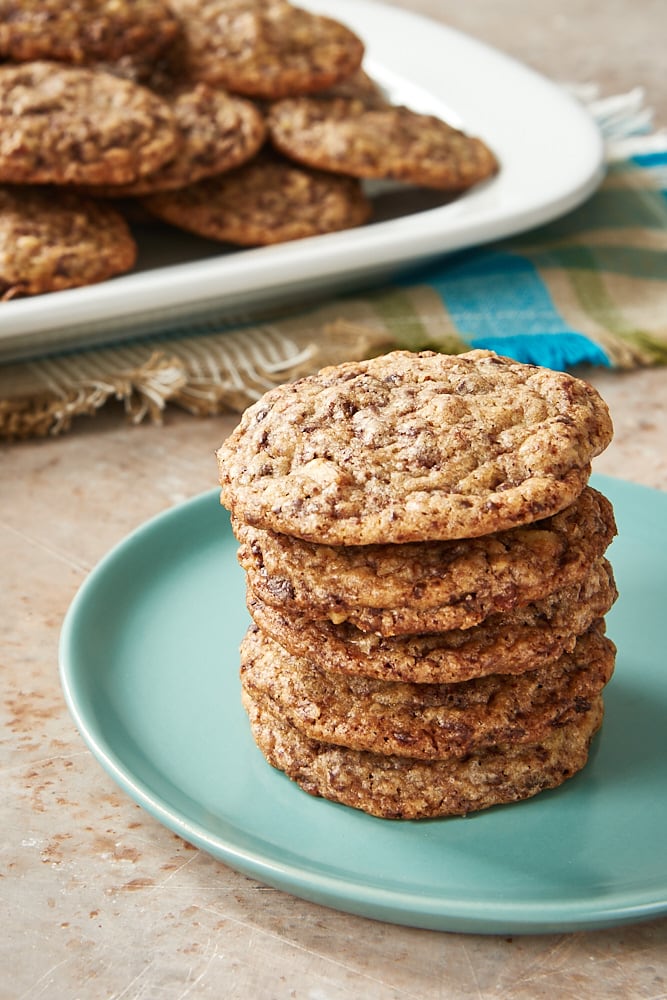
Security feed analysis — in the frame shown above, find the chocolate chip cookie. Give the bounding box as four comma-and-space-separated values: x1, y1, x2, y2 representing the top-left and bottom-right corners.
144, 153, 372, 245
267, 97, 498, 190
84, 81, 266, 196
246, 560, 617, 682
234, 486, 616, 632
243, 687, 605, 819
0, 62, 180, 186
217, 350, 614, 545
0, 0, 179, 64
240, 623, 615, 760
168, 0, 365, 99
0, 185, 137, 298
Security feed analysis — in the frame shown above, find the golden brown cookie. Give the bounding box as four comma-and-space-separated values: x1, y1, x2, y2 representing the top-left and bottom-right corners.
0, 62, 180, 186
234, 486, 617, 633
267, 97, 498, 190
247, 561, 617, 681
0, 0, 180, 64
240, 623, 615, 761
0, 186, 137, 298
82, 81, 266, 196
243, 688, 605, 819
217, 350, 614, 545
144, 153, 372, 245
168, 0, 364, 99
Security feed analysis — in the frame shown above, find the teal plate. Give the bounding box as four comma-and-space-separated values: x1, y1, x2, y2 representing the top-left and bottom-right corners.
59, 475, 667, 934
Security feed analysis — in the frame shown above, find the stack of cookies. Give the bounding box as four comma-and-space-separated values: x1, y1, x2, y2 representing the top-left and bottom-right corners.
0, 0, 497, 298
216, 349, 617, 820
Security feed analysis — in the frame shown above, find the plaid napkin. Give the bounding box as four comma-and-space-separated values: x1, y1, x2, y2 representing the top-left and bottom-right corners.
385, 148, 667, 371
1, 89, 665, 439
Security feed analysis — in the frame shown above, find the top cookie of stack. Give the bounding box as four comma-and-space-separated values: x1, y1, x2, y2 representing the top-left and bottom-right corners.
217, 349, 613, 545
217, 349, 617, 820
0, 0, 498, 298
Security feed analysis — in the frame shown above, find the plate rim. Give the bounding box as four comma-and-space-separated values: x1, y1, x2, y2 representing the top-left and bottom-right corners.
58, 474, 667, 934
1, 0, 604, 362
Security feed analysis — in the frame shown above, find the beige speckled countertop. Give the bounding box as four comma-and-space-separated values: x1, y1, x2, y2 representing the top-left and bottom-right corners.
2, 2, 667, 997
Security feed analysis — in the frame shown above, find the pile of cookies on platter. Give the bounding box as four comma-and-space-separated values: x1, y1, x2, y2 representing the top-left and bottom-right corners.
0, 0, 497, 299
216, 349, 618, 820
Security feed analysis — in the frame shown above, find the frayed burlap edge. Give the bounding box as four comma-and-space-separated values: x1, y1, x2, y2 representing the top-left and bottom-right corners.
0, 318, 397, 440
